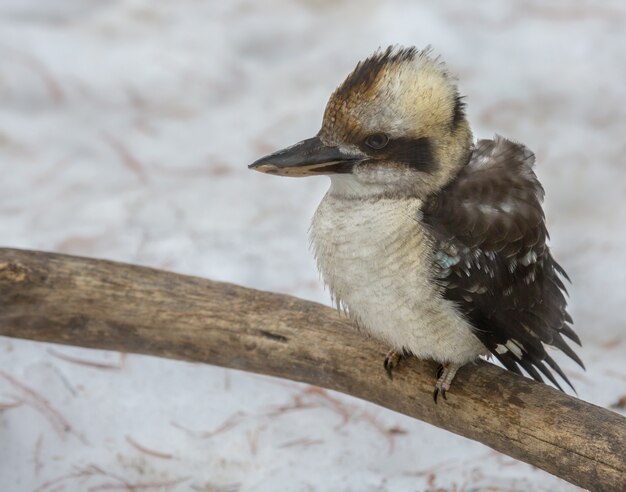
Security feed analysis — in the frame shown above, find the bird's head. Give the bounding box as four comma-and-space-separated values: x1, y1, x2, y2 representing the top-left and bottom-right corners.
249, 46, 472, 199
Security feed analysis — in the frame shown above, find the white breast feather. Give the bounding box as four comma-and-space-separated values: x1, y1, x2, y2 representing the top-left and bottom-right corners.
310, 190, 486, 365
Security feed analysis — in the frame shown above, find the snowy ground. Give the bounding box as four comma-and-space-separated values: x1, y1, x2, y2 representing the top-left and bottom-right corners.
1, 1, 625, 491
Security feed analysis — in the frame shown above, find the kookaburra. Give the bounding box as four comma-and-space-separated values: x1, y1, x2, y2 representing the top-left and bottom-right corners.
249, 46, 583, 400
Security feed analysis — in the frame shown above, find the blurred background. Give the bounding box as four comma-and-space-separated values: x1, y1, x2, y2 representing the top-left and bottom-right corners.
1, 1, 625, 490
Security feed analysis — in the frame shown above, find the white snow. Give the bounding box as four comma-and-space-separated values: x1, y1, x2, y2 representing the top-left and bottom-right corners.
1, 1, 625, 490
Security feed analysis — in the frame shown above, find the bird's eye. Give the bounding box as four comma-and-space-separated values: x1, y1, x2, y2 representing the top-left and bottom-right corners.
365, 133, 389, 150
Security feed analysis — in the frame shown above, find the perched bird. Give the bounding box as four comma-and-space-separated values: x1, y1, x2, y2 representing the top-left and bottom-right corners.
249, 46, 583, 401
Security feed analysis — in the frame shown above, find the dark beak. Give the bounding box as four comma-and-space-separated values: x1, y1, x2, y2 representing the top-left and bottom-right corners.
248, 136, 360, 177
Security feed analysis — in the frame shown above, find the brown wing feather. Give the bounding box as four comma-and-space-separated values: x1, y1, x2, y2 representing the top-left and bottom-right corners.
423, 136, 582, 391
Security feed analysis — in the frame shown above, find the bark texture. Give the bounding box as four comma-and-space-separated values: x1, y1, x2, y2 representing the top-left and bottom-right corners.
0, 248, 624, 491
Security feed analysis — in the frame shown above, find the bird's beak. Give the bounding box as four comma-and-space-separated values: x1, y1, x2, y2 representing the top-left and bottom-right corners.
248, 136, 360, 177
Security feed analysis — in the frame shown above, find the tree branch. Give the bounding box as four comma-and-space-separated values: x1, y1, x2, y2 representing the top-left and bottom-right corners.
0, 248, 624, 491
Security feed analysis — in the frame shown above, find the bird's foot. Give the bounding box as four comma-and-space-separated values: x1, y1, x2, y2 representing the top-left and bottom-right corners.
383, 349, 405, 380
433, 363, 461, 403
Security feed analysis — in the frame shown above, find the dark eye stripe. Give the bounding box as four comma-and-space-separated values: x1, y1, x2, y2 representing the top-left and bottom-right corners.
361, 136, 435, 173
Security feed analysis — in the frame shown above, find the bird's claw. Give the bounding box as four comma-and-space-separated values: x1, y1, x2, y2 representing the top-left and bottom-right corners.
433, 363, 459, 404
383, 350, 404, 380
433, 383, 448, 403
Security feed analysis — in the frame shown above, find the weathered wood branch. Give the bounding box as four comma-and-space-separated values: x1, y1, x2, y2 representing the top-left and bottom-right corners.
0, 248, 624, 491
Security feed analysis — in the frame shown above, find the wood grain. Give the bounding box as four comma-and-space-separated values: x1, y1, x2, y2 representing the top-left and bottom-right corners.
0, 248, 624, 491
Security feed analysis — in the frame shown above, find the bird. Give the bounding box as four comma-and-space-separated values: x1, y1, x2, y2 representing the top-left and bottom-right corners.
249, 46, 583, 401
